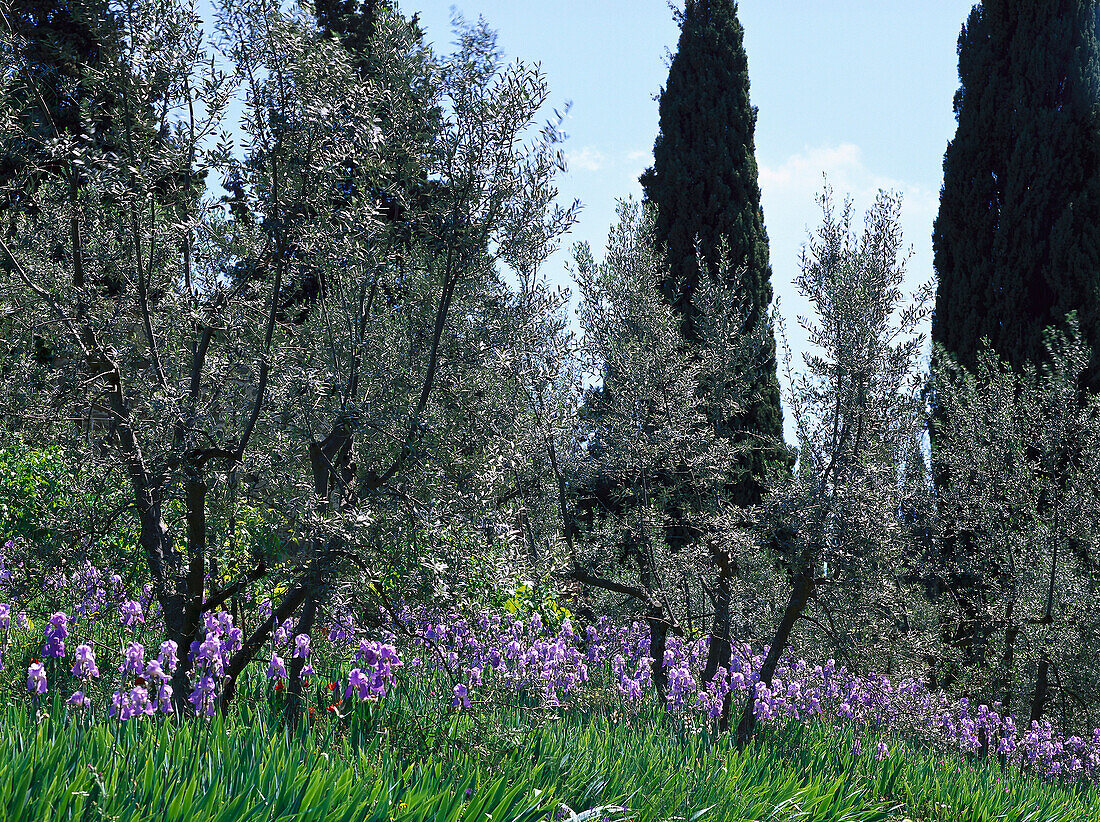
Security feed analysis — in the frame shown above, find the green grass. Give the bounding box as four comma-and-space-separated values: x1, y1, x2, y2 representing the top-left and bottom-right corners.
0, 691, 1097, 822
0, 618, 1094, 822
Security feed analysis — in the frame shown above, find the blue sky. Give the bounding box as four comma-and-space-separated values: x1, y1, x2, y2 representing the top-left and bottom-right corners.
408, 0, 977, 427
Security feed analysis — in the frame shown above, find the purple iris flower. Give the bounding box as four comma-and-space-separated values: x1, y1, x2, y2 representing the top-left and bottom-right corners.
216, 611, 234, 634
293, 634, 310, 659
120, 600, 144, 628
268, 652, 287, 681
143, 659, 170, 686
111, 686, 155, 721
72, 644, 100, 679
126, 686, 155, 720
345, 668, 370, 701
356, 640, 378, 665
225, 627, 243, 654
43, 612, 68, 658
118, 642, 145, 676
156, 684, 174, 714
451, 683, 471, 709
195, 634, 224, 676
188, 675, 217, 716
158, 640, 179, 672
27, 662, 46, 695
333, 612, 356, 641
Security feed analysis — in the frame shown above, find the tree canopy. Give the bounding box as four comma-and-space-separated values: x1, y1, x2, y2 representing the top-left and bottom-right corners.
640, 0, 784, 507
932, 0, 1100, 390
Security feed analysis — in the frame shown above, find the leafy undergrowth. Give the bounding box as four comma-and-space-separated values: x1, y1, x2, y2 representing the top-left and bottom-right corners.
0, 702, 1096, 822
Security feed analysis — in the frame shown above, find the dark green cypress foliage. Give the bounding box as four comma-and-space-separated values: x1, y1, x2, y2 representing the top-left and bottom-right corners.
0, 0, 122, 213
314, 0, 385, 61
640, 0, 784, 506
932, 0, 1100, 390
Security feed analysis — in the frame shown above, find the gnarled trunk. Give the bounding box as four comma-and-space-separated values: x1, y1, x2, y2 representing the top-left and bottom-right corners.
701, 574, 731, 684
165, 465, 210, 710
285, 589, 319, 724
1030, 655, 1051, 723
648, 607, 670, 705
733, 568, 815, 744
133, 498, 194, 713
999, 620, 1019, 711
219, 569, 313, 713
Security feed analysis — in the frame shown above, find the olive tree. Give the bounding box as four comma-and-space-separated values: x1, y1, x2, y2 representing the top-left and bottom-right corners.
933, 323, 1100, 729
0, 0, 263, 705
253, 10, 580, 708
736, 188, 932, 743
0, 0, 576, 712
560, 200, 768, 701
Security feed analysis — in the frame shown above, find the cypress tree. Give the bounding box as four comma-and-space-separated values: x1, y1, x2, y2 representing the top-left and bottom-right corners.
314, 0, 385, 61
640, 0, 784, 507
932, 0, 1100, 389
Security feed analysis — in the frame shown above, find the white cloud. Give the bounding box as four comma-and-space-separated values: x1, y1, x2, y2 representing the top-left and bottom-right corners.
759, 143, 938, 224
564, 146, 605, 172
759, 143, 861, 189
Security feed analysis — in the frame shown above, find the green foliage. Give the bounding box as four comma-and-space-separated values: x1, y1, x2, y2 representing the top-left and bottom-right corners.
0, 700, 1096, 821
932, 0, 1100, 390
500, 581, 572, 629
930, 1, 1100, 716
0, 0, 578, 682
768, 186, 935, 677
640, 0, 784, 506
0, 0, 125, 215
569, 200, 759, 645
932, 322, 1100, 723
0, 433, 137, 569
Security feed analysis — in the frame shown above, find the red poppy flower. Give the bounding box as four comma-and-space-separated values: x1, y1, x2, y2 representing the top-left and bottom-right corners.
275, 680, 284, 691
327, 682, 337, 691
